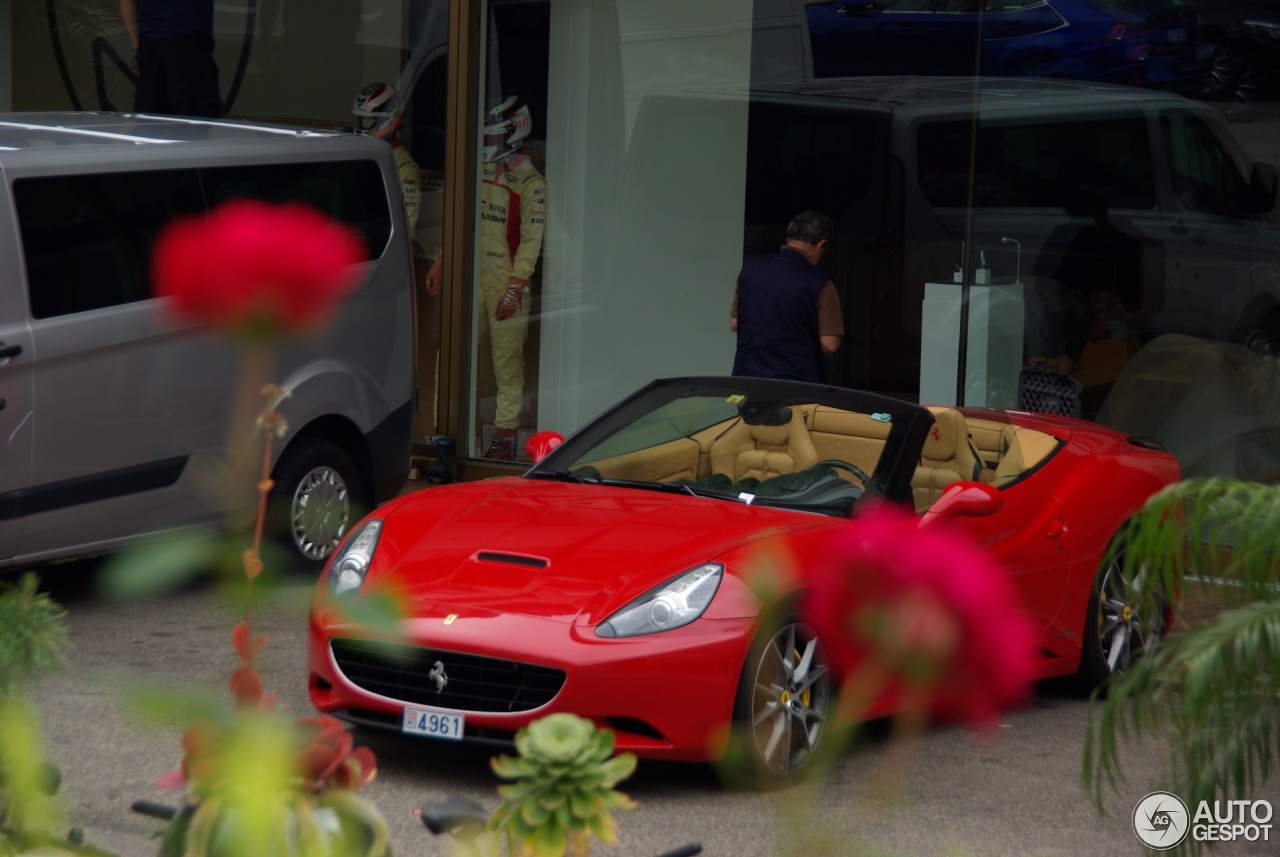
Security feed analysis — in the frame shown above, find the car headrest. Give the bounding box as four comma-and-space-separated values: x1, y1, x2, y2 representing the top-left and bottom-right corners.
740, 403, 793, 427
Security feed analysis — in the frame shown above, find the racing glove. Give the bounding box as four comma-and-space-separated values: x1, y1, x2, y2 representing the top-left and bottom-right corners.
495, 277, 528, 320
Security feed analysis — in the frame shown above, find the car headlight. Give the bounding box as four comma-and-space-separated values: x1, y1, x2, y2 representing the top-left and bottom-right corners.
327, 519, 383, 596
596, 563, 723, 638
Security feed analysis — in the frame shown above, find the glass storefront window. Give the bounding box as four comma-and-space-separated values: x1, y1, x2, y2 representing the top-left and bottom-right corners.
467, 0, 1280, 484
10, 1, 1280, 484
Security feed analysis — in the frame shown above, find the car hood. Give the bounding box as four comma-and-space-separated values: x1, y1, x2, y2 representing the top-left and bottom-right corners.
366, 478, 829, 625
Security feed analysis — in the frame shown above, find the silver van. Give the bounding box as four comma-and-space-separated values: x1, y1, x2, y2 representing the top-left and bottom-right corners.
628, 77, 1279, 397
0, 113, 415, 571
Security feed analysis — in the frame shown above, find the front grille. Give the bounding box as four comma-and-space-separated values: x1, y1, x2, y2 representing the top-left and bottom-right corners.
330, 638, 566, 713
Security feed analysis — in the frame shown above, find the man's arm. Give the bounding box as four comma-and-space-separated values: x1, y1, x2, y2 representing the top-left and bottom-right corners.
119, 0, 139, 48
817, 279, 843, 356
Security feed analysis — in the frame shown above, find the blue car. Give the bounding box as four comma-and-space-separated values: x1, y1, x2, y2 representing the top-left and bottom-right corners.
806, 0, 1214, 93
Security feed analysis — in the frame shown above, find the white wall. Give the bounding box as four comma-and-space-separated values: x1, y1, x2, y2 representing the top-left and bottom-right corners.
537, 0, 757, 431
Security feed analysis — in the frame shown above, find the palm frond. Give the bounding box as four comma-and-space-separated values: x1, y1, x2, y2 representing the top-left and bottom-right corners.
1086, 600, 1280, 810
1113, 479, 1280, 616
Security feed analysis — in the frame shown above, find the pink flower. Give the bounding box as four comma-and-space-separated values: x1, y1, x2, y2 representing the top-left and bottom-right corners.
151, 199, 364, 337
800, 502, 1038, 729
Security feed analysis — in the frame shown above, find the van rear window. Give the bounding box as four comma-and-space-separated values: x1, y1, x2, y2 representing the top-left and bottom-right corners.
916, 116, 1156, 211
15, 159, 391, 319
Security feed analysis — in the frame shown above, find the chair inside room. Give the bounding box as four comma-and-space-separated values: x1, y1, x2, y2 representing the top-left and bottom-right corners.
911, 407, 983, 512
710, 404, 819, 485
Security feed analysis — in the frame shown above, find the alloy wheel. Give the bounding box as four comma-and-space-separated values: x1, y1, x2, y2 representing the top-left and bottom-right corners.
290, 465, 351, 562
745, 621, 831, 775
1096, 560, 1163, 675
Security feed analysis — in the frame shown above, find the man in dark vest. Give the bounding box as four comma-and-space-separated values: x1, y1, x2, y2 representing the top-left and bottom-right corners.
119, 0, 222, 119
730, 210, 844, 383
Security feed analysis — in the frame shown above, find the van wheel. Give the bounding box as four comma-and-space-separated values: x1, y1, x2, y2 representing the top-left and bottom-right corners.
267, 438, 365, 572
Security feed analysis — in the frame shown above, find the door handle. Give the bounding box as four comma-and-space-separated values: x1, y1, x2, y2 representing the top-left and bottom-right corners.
1188, 232, 1209, 246
0, 343, 21, 359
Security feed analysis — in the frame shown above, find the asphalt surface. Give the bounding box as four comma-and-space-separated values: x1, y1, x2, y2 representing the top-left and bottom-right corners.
21, 564, 1280, 857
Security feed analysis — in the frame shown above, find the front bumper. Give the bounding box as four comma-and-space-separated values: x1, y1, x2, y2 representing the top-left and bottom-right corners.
308, 606, 756, 762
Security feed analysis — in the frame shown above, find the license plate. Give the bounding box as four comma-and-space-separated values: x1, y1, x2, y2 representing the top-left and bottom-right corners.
1167, 27, 1187, 43
402, 705, 465, 741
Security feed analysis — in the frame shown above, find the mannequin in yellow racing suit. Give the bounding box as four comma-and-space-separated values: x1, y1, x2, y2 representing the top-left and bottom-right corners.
479, 151, 546, 459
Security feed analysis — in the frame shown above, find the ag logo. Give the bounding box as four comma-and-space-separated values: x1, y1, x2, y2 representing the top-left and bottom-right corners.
1133, 791, 1190, 850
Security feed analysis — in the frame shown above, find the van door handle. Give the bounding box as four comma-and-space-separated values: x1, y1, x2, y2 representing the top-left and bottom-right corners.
1188, 232, 1209, 245
0, 343, 22, 359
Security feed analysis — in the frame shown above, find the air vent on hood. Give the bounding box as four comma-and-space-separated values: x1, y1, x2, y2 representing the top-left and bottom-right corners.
473, 551, 550, 569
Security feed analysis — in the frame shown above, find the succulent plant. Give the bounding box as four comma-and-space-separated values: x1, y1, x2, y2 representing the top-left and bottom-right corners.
488, 714, 637, 857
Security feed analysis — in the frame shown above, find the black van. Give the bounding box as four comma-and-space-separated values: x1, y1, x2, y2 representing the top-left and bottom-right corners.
630, 76, 1279, 399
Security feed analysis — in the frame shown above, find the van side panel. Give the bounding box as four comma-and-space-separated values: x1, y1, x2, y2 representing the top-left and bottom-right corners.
0, 124, 414, 567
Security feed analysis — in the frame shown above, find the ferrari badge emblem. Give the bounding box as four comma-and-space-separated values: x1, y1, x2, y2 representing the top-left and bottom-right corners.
428, 660, 448, 694
444, 613, 458, 625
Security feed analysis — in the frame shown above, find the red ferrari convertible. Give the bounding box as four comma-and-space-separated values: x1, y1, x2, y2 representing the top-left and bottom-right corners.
307, 376, 1179, 781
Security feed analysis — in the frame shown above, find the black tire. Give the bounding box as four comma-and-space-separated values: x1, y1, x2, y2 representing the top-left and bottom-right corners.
267, 438, 366, 572
726, 615, 834, 788
1231, 57, 1262, 103
1075, 548, 1166, 692
1197, 41, 1240, 102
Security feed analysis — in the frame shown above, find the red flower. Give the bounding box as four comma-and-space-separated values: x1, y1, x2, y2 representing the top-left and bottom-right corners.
151, 198, 364, 336
800, 502, 1038, 729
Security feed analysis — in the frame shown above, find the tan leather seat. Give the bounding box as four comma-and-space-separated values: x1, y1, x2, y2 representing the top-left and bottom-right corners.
992, 424, 1026, 487
710, 405, 819, 484
912, 408, 983, 512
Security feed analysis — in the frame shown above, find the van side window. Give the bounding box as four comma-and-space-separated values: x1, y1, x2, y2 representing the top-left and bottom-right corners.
917, 116, 1156, 210
1161, 111, 1254, 218
201, 160, 392, 257
14, 160, 391, 320
14, 169, 205, 319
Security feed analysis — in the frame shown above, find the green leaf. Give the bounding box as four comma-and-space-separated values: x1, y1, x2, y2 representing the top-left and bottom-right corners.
98, 535, 223, 602
596, 752, 638, 787
587, 808, 619, 844
531, 819, 568, 857
568, 790, 601, 820
537, 792, 567, 812
519, 796, 551, 827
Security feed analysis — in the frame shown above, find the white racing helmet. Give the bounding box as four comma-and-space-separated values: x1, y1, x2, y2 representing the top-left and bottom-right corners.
482, 95, 532, 163
352, 82, 403, 140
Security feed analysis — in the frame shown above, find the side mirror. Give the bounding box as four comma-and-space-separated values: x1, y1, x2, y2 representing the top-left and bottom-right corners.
925, 480, 1003, 519
525, 430, 564, 463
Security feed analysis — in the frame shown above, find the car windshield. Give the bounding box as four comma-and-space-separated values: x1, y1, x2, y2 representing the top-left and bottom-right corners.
524, 376, 932, 517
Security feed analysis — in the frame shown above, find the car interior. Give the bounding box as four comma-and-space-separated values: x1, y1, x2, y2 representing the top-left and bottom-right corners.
564, 400, 1064, 516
